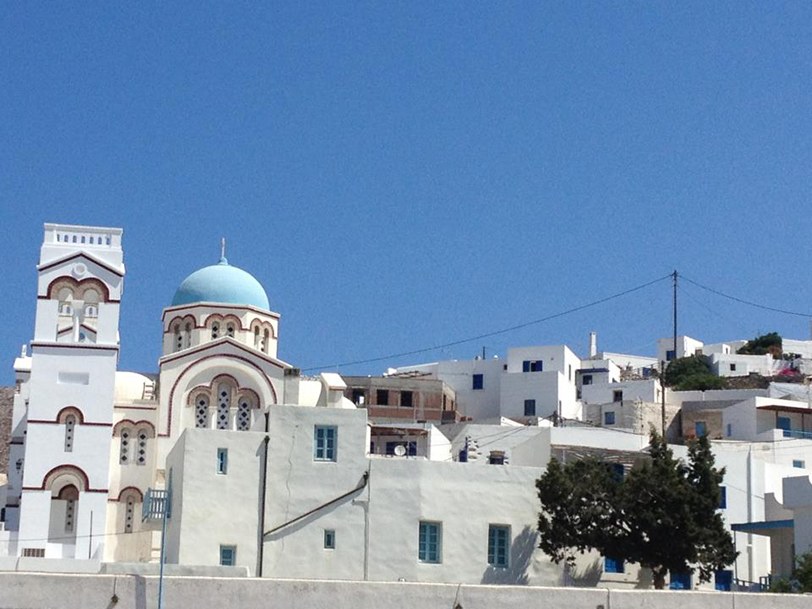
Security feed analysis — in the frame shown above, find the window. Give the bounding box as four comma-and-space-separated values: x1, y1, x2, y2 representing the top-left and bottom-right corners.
487, 525, 510, 567
524, 399, 536, 416
219, 545, 236, 566
314, 426, 337, 461
610, 463, 625, 482
174, 325, 183, 351
522, 360, 543, 372
694, 421, 707, 437
472, 374, 484, 390
217, 448, 228, 475
604, 556, 624, 573
136, 429, 148, 465
64, 414, 76, 452
714, 570, 733, 591
376, 389, 389, 406
604, 411, 615, 425
120, 428, 131, 464
216, 384, 231, 430
718, 486, 726, 509
726, 423, 732, 437
351, 389, 365, 405
195, 396, 210, 428
211, 322, 220, 340
793, 459, 806, 469
237, 396, 252, 431
418, 521, 441, 563
613, 390, 623, 402
324, 529, 335, 549
666, 349, 676, 361
488, 451, 505, 465
226, 323, 235, 338
583, 374, 593, 385
777, 416, 792, 434
730, 364, 737, 372
669, 570, 692, 590
400, 391, 413, 408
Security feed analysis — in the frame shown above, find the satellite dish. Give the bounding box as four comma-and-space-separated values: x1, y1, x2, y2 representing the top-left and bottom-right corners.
394, 444, 407, 457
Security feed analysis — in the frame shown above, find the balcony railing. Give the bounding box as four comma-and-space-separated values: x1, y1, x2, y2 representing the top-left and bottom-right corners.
782, 428, 812, 440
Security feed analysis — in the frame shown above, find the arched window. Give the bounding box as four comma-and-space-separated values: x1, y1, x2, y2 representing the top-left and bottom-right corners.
120, 428, 131, 464
226, 323, 235, 338
174, 324, 183, 352
184, 322, 193, 348
83, 289, 99, 318
136, 429, 148, 465
125, 496, 135, 533
64, 414, 76, 452
211, 322, 220, 340
58, 287, 73, 316
263, 329, 270, 353
237, 396, 252, 431
216, 384, 231, 430
59, 485, 79, 533
254, 327, 260, 348
195, 396, 209, 428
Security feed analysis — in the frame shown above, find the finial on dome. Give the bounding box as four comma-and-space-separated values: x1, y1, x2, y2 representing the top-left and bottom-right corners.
219, 237, 228, 265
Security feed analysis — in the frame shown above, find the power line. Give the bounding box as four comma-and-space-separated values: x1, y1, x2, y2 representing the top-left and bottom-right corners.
681, 275, 812, 319
302, 273, 673, 372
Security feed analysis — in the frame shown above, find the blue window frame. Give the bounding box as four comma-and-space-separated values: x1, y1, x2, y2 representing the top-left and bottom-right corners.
718, 486, 726, 509
726, 423, 732, 437
314, 426, 337, 461
777, 416, 791, 432
666, 349, 676, 361
488, 525, 510, 567
216, 448, 228, 474
524, 399, 536, 416
522, 360, 543, 372
604, 556, 624, 573
793, 459, 806, 469
418, 521, 441, 563
669, 571, 692, 590
324, 529, 335, 549
219, 545, 236, 566
604, 411, 615, 425
695, 421, 707, 437
714, 569, 732, 591
472, 374, 484, 390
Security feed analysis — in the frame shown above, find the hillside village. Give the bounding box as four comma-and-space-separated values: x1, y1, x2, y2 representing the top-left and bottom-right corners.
2, 223, 812, 594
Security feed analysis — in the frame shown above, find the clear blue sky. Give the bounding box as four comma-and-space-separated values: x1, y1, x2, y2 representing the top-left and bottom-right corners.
2, 3, 811, 383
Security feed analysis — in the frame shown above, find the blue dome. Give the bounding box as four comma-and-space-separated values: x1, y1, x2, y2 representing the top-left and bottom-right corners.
171, 258, 270, 310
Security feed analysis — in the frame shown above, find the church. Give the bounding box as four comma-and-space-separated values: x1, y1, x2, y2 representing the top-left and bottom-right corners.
0, 223, 550, 584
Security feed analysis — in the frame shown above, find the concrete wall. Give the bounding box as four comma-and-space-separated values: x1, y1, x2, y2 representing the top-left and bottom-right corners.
2, 573, 812, 609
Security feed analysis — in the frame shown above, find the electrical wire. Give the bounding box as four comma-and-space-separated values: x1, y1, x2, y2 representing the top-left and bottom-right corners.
302, 273, 673, 372
680, 275, 812, 319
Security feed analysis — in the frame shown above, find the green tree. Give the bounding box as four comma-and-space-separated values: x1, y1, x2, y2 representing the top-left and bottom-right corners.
737, 332, 782, 358
536, 432, 737, 589
770, 552, 812, 593
663, 355, 726, 391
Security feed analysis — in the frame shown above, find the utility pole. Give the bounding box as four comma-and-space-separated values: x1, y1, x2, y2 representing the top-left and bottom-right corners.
672, 270, 678, 362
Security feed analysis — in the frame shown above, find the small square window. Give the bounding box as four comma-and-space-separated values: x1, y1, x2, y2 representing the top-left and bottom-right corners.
524, 399, 536, 416
324, 529, 335, 549
793, 460, 805, 469
604, 556, 624, 573
730, 363, 737, 372
488, 451, 505, 465
488, 525, 510, 567
376, 389, 389, 405
604, 411, 616, 425
400, 391, 413, 408
582, 374, 593, 385
613, 390, 623, 402
216, 448, 228, 475
418, 521, 442, 563
314, 426, 337, 461
351, 389, 365, 405
472, 374, 484, 390
522, 360, 543, 372
219, 545, 236, 566
666, 349, 676, 361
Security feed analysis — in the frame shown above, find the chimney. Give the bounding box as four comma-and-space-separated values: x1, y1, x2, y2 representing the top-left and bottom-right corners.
589, 331, 598, 358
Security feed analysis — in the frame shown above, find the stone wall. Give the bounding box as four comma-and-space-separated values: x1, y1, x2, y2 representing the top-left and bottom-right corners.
0, 386, 13, 475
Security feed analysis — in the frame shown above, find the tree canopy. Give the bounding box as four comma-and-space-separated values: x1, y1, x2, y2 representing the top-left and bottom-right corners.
737, 332, 782, 358
663, 355, 726, 391
536, 432, 736, 589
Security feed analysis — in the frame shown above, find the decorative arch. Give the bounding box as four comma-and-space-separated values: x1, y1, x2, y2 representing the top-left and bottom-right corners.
41, 465, 90, 493
56, 406, 85, 424
47, 277, 110, 303
113, 420, 155, 438
116, 486, 144, 502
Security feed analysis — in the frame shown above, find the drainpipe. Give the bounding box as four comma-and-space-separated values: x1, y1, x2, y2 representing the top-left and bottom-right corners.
257, 413, 270, 577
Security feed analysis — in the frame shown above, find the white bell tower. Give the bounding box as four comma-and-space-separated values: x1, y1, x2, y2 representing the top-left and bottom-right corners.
14, 224, 124, 561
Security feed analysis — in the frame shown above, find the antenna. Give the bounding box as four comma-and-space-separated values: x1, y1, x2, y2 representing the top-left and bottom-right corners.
220, 237, 226, 260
